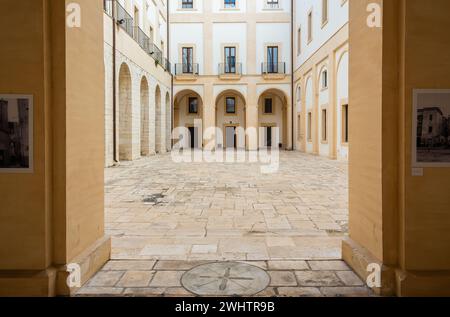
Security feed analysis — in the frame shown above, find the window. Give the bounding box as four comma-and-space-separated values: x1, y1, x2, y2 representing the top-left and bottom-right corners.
342, 104, 349, 143
322, 109, 327, 141
322, 0, 329, 25
264, 98, 273, 114
322, 70, 328, 89
224, 47, 236, 73
224, 0, 236, 8
429, 114, 433, 121
308, 11, 313, 43
182, 0, 193, 9
297, 115, 302, 140
226, 97, 236, 114
297, 27, 302, 56
267, 46, 279, 73
182, 47, 194, 73
188, 97, 198, 114
307, 112, 312, 141
429, 126, 433, 133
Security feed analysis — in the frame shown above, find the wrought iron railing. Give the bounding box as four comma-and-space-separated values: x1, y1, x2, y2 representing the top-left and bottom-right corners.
265, 1, 281, 9
174, 63, 199, 75
105, 1, 170, 73
148, 43, 164, 66
116, 2, 133, 38
218, 63, 242, 75
134, 26, 151, 51
261, 62, 286, 74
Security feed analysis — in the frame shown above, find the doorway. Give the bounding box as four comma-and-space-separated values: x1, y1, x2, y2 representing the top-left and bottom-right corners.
188, 126, 198, 149
264, 126, 273, 148
225, 126, 237, 148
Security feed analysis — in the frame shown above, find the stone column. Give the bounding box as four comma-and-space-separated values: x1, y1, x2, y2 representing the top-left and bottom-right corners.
0, 0, 110, 296
203, 83, 216, 148
328, 52, 337, 159
246, 84, 259, 151
344, 0, 450, 296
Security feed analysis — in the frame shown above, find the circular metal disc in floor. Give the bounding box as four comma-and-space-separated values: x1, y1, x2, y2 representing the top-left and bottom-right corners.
181, 262, 270, 296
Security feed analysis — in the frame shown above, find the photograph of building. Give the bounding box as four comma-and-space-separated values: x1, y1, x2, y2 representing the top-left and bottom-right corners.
0, 97, 31, 170
415, 90, 450, 164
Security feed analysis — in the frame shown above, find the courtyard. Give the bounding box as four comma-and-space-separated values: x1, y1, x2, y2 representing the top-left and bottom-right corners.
76, 151, 374, 297
104, 151, 348, 261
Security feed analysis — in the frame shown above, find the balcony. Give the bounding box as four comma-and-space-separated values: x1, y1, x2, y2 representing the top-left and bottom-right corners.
261, 62, 286, 79
174, 63, 199, 80
104, 0, 171, 74
264, 2, 281, 10
218, 63, 243, 80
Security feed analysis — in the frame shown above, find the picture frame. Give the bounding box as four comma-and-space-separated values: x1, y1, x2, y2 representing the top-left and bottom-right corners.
412, 89, 450, 167
0, 94, 34, 173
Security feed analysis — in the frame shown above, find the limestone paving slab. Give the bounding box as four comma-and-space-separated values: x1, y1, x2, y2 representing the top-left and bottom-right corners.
104, 152, 349, 261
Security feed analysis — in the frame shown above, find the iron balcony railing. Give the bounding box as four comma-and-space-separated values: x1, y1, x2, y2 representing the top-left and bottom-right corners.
265, 1, 281, 9
116, 2, 133, 38
262, 62, 286, 74
174, 63, 199, 75
105, 1, 170, 73
134, 26, 151, 52
218, 63, 243, 75
149, 43, 164, 66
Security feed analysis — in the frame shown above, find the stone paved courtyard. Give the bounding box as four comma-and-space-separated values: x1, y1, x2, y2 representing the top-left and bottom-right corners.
77, 259, 374, 297
78, 152, 374, 297
104, 151, 348, 261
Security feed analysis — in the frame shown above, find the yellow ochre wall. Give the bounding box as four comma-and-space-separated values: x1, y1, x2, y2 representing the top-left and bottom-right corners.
0, 0, 110, 296
344, 0, 450, 296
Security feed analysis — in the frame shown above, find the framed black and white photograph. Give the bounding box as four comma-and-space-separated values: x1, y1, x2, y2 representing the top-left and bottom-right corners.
0, 95, 33, 173
413, 89, 450, 167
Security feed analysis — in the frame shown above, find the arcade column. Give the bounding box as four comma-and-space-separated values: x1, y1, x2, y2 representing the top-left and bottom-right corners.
0, 0, 110, 296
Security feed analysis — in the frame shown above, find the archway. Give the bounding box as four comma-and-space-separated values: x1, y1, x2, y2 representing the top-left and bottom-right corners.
257, 88, 289, 150
317, 65, 330, 157
118, 63, 132, 161
304, 76, 314, 153
140, 76, 150, 156
155, 85, 162, 153
215, 89, 247, 149
174, 90, 204, 149
336, 51, 349, 160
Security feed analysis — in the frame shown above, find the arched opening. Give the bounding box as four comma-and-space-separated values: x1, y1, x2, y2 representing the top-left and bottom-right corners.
318, 65, 330, 157
155, 85, 162, 153
165, 92, 171, 152
295, 85, 302, 150
118, 63, 132, 161
257, 89, 288, 150
215, 90, 247, 149
336, 51, 349, 160
305, 76, 314, 153
140, 76, 150, 156
174, 90, 204, 149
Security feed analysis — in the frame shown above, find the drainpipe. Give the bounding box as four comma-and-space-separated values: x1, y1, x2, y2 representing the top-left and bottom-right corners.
112, 0, 119, 163
168, 0, 174, 149
290, 0, 295, 151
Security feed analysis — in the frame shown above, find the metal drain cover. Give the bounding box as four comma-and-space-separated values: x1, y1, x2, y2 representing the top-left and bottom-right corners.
181, 262, 270, 296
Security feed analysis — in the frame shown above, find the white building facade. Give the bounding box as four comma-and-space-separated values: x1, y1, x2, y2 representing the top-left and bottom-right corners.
170, 0, 293, 151
103, 0, 173, 166
293, 0, 349, 160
